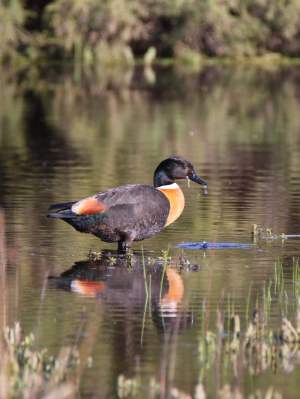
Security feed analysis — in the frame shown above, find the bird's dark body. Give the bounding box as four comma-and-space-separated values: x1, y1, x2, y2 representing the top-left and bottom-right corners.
49, 184, 170, 245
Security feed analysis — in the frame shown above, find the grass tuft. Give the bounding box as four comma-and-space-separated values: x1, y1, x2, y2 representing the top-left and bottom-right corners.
0, 322, 80, 399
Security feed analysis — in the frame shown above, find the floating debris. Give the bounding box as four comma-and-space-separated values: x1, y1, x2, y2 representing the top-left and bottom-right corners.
177, 241, 253, 250
252, 224, 300, 243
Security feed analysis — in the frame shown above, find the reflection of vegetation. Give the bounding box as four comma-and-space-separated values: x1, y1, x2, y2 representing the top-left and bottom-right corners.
2, 65, 300, 252
117, 376, 282, 399
0, 0, 28, 65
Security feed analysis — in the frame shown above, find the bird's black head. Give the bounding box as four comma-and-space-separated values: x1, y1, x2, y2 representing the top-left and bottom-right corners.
153, 156, 207, 189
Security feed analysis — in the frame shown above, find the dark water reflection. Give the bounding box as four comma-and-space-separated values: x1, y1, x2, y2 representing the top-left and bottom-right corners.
1, 65, 300, 397
50, 251, 192, 332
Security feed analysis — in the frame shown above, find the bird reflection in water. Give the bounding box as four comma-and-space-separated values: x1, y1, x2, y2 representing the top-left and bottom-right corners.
49, 250, 194, 333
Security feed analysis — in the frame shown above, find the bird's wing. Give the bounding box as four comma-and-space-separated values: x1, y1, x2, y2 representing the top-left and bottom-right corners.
48, 184, 168, 217
71, 196, 107, 215
70, 184, 140, 216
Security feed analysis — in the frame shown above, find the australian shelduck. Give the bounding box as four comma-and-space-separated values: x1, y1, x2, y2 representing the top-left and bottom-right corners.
47, 156, 207, 251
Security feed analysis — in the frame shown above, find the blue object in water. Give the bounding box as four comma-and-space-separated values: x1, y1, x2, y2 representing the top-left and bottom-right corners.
177, 241, 254, 250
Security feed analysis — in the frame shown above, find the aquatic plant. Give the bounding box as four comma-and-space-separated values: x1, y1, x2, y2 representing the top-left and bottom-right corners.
0, 322, 80, 399
252, 224, 300, 243
117, 260, 300, 399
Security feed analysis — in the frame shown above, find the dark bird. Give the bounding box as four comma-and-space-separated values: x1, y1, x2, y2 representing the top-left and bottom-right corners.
47, 156, 207, 251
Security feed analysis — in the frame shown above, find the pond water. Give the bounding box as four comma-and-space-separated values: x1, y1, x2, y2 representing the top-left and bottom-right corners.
1, 65, 300, 398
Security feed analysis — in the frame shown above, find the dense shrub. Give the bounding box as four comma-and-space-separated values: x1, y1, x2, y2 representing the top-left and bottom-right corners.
1, 0, 300, 65
183, 0, 300, 57
45, 0, 193, 63
0, 0, 28, 64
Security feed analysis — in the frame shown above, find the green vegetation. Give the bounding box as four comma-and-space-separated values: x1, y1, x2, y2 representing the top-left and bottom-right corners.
127, 256, 300, 398
2, 0, 300, 68
0, 323, 80, 398
117, 306, 299, 398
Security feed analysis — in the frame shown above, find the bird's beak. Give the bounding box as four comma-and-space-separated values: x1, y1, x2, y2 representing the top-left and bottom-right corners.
188, 172, 208, 195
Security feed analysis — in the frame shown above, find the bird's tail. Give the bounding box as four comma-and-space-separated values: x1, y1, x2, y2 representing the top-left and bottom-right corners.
47, 201, 76, 219
47, 210, 76, 219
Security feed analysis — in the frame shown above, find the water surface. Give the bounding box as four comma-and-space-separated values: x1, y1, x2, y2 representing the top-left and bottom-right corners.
1, 65, 300, 398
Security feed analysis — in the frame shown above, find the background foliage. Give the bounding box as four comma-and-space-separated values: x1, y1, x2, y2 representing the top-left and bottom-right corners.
2, 0, 300, 66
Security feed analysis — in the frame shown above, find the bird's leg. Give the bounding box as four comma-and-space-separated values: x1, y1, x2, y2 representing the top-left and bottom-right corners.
117, 241, 132, 253
117, 233, 134, 254
117, 241, 127, 253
